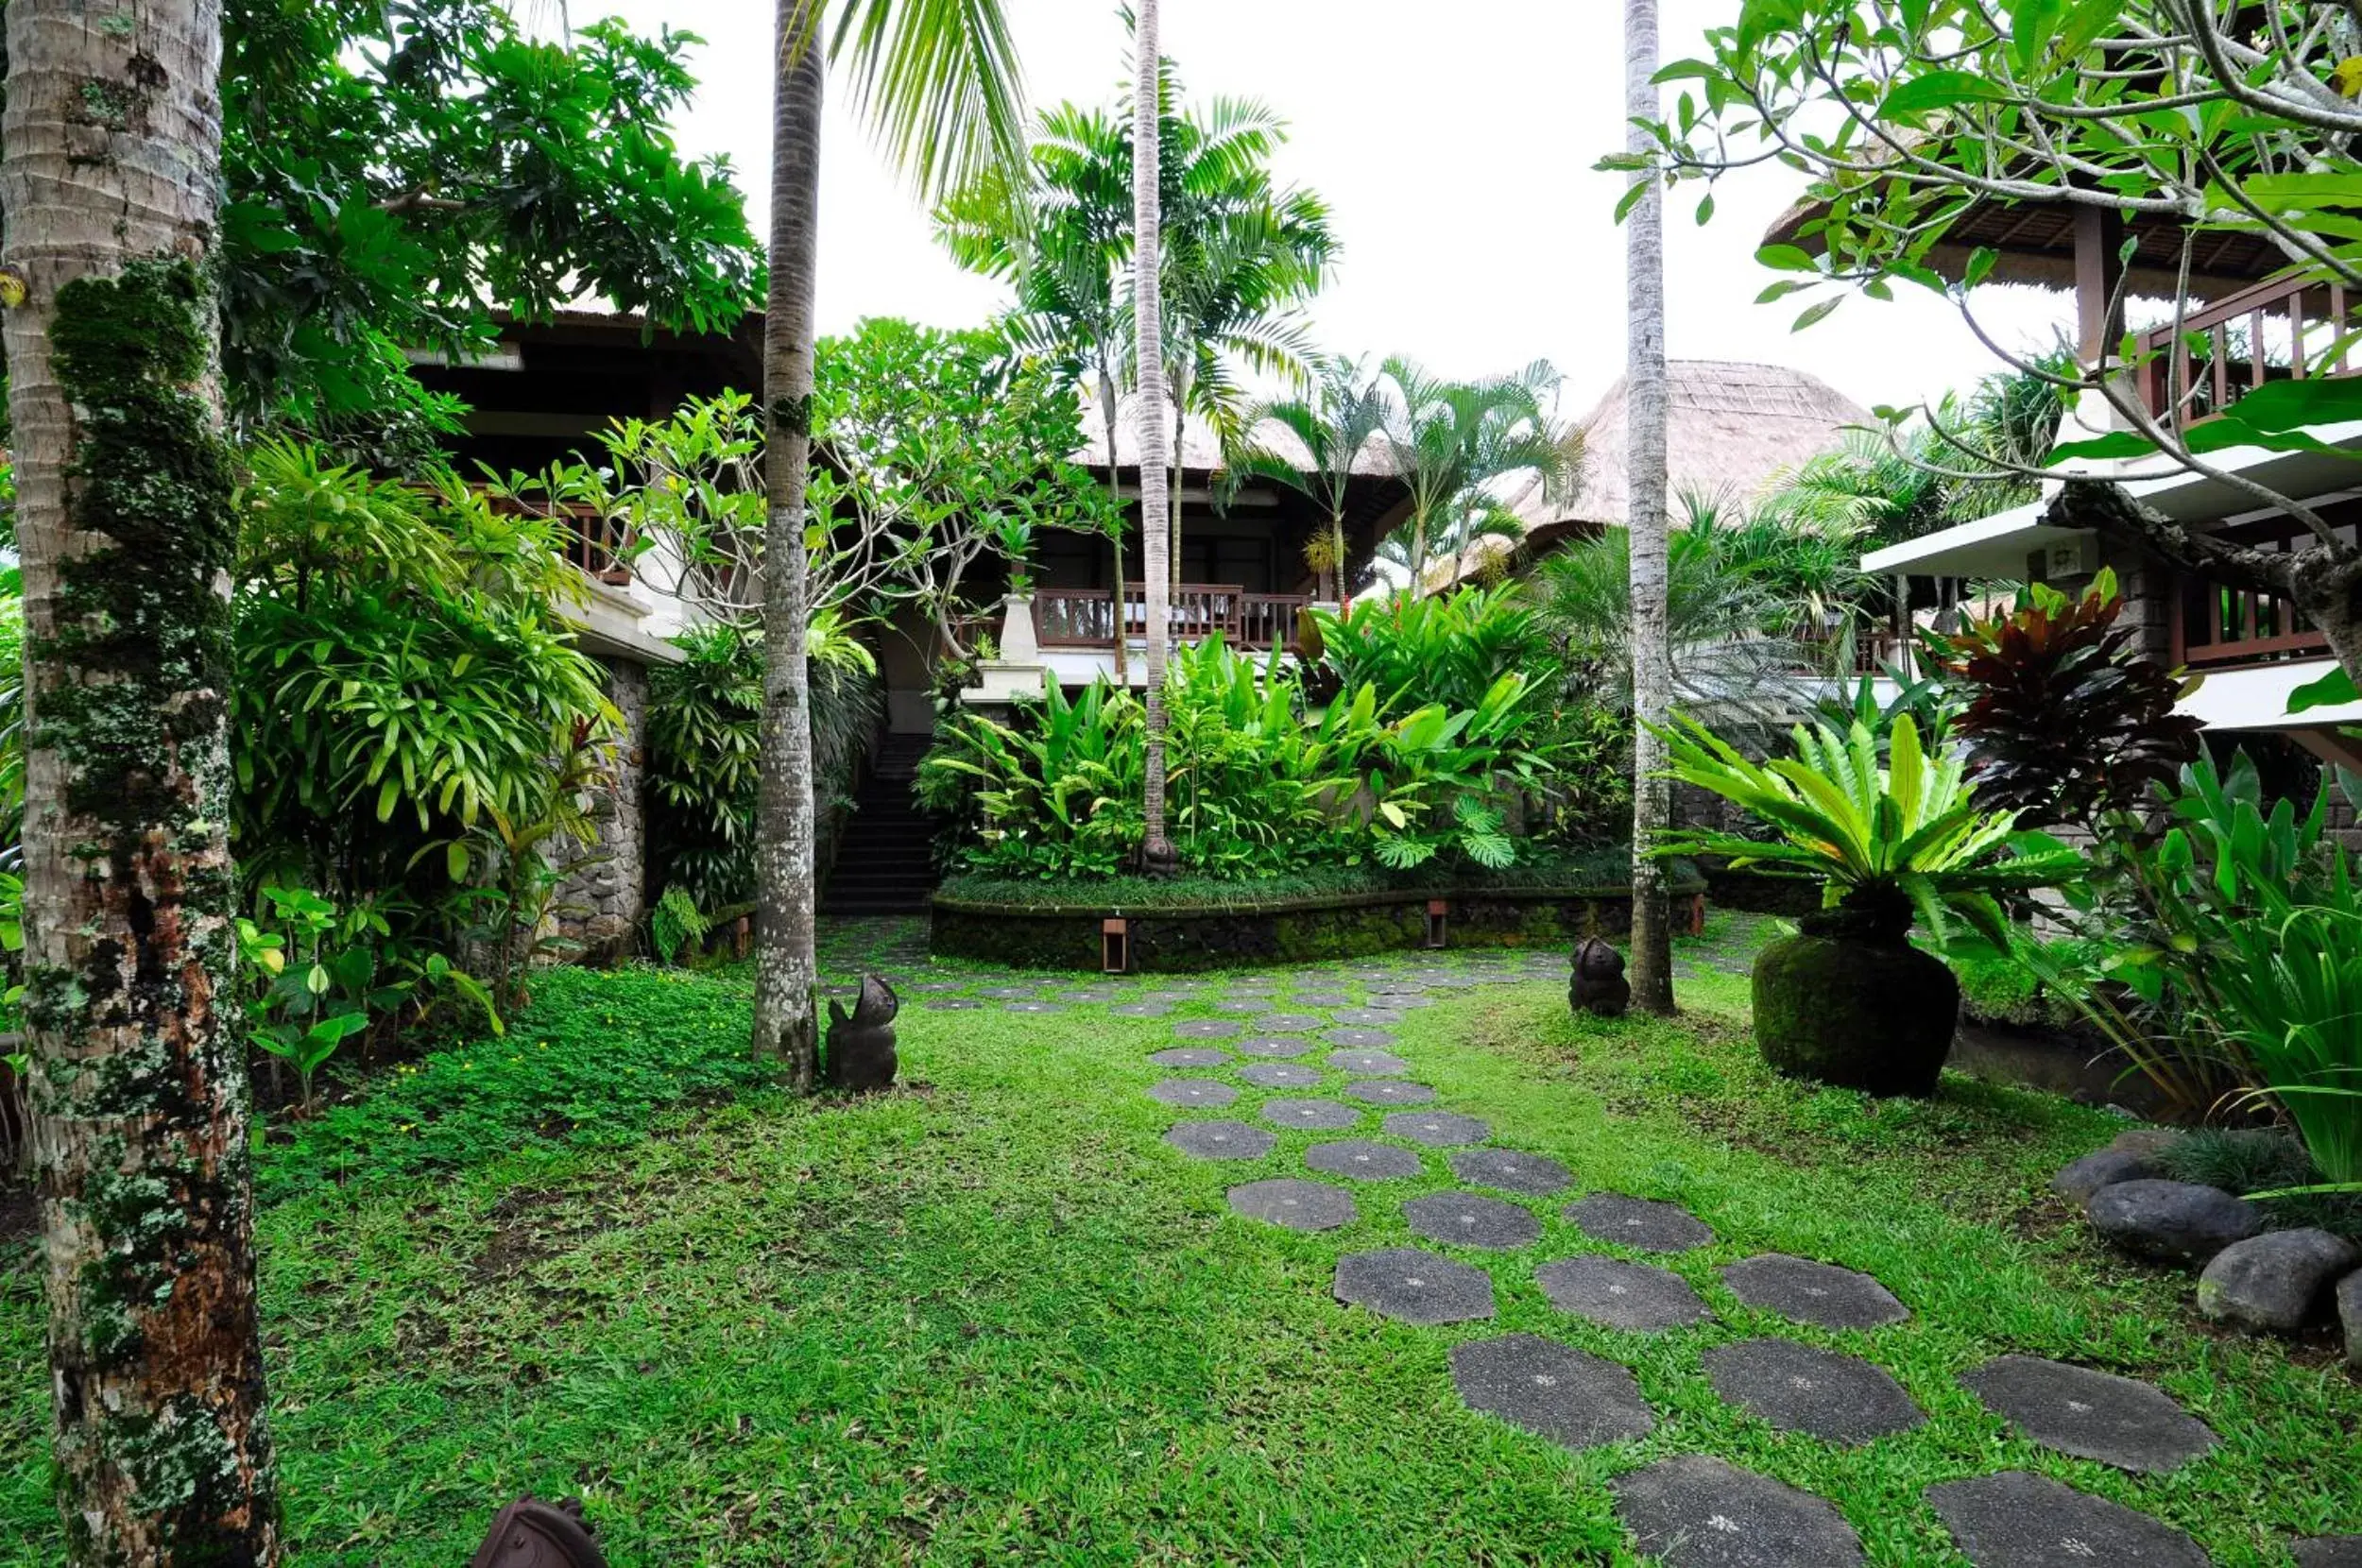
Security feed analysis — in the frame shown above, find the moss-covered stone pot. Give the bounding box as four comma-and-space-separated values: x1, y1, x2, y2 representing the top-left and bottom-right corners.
1751, 901, 1958, 1098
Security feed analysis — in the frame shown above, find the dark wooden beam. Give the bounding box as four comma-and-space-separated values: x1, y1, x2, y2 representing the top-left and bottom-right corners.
2074, 205, 2128, 364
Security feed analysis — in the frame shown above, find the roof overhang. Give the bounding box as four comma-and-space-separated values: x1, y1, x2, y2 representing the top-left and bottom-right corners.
1764, 190, 2285, 301
2177, 659, 2359, 731
1861, 421, 2362, 579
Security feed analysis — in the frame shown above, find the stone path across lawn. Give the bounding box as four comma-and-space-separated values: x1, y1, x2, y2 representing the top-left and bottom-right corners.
967, 933, 2242, 1567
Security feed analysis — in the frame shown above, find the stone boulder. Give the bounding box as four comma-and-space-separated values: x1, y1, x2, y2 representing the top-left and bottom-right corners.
2053, 1147, 2163, 1206
2341, 1269, 2362, 1372
2085, 1180, 2261, 1265
2197, 1230, 2359, 1333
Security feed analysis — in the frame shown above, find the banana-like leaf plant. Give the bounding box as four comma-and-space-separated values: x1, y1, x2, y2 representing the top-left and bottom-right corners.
1653, 713, 2081, 947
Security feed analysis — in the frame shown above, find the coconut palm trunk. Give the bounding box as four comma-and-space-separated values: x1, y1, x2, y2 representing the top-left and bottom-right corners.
1623, 0, 1677, 1014
1134, 0, 1177, 875
1097, 361, 1129, 682
754, 0, 828, 1085
0, 2, 282, 1559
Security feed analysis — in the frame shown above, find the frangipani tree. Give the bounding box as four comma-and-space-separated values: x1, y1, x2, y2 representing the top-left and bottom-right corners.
1633, 0, 2362, 691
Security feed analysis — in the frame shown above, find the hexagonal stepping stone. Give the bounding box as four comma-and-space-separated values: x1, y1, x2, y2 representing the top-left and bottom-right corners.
1367, 991, 1433, 1008
1234, 1034, 1317, 1059
1226, 1178, 1357, 1233
1058, 984, 1125, 1002
1538, 1255, 1714, 1331
1251, 1012, 1326, 1033
1209, 996, 1270, 1014
1173, 1018, 1241, 1039
1405, 1192, 1542, 1251
1306, 1140, 1423, 1180
1163, 1119, 1275, 1159
1260, 1098, 1361, 1131
1148, 1078, 1238, 1109
1334, 1007, 1406, 1027
1449, 1333, 1653, 1449
1926, 1472, 2208, 1567
1386, 1110, 1490, 1147
902, 980, 968, 993
1960, 1355, 2216, 1474
1615, 1455, 1865, 1567
1002, 999, 1065, 1014
1109, 1001, 1171, 1017
1344, 1079, 1436, 1106
1238, 1062, 1322, 1089
1567, 1193, 1715, 1253
1720, 1255, 1908, 1330
1324, 1027, 1397, 1048
1326, 1048, 1410, 1075
922, 997, 982, 1010
1703, 1339, 1925, 1444
1292, 990, 1356, 1007
1147, 1048, 1229, 1068
1333, 1247, 1495, 1325
2296, 1538, 2362, 1568
1449, 1149, 1573, 1197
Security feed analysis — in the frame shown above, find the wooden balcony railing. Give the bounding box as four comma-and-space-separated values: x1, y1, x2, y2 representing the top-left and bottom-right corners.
2168, 510, 2350, 669
1791, 623, 1904, 676
1034, 583, 1309, 652
2134, 273, 2356, 429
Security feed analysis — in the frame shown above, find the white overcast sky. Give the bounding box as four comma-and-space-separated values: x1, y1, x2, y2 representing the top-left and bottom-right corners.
581, 0, 2068, 421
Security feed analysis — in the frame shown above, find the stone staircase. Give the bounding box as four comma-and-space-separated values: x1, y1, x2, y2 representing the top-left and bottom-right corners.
819, 734, 941, 916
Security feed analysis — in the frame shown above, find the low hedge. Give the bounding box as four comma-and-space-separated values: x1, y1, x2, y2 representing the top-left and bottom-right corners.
930, 851, 1704, 971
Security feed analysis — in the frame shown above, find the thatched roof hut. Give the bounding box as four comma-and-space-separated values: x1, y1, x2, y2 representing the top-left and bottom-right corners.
1438, 359, 1871, 587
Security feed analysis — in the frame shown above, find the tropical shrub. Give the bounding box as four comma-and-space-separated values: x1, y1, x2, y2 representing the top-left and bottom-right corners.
232, 441, 619, 903
1654, 713, 2080, 946
1313, 586, 1555, 716
920, 636, 1559, 878
643, 614, 881, 914
1926, 571, 2202, 827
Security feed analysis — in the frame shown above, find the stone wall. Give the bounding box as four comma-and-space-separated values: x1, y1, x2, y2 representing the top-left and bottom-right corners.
552, 656, 649, 963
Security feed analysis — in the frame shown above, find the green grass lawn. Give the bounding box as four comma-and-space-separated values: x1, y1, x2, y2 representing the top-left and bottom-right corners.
2, 924, 2356, 1564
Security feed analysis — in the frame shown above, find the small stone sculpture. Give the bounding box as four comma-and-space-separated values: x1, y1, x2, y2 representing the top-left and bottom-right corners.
1569, 937, 1631, 1017
469, 1497, 608, 1568
825, 973, 900, 1090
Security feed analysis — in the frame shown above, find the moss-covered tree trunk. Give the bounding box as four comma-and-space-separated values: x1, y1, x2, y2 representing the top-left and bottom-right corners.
0, 1, 282, 1560
754, 0, 826, 1088
1622, 0, 1677, 1015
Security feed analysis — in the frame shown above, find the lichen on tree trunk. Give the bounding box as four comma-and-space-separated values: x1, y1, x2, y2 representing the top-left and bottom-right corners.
1, 3, 281, 1559
754, 0, 827, 1086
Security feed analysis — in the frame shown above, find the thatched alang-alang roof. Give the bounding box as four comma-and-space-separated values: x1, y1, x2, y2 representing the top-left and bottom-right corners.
1073, 389, 1395, 479
1441, 359, 1871, 587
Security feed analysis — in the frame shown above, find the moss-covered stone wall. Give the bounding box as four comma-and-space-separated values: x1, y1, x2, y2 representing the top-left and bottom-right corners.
931, 887, 1649, 972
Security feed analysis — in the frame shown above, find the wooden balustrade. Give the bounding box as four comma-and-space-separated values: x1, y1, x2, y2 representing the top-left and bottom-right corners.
1790, 623, 1904, 676
2167, 510, 2353, 669
1032, 583, 1309, 652
2134, 273, 2355, 429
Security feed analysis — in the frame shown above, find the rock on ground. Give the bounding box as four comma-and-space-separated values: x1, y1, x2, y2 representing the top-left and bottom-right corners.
2198, 1229, 2358, 1334
2083, 1179, 2261, 1265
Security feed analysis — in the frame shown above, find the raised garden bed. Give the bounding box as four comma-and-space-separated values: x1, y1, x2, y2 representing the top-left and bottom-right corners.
929, 861, 1704, 972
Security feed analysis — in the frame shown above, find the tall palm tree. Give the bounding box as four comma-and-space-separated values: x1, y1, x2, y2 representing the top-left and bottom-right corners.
938, 102, 1138, 676
1623, 0, 1676, 1014
1133, 0, 1178, 875
1, 2, 281, 1559
1225, 357, 1390, 599
758, 0, 1026, 1082
1152, 95, 1334, 591
1378, 357, 1579, 596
